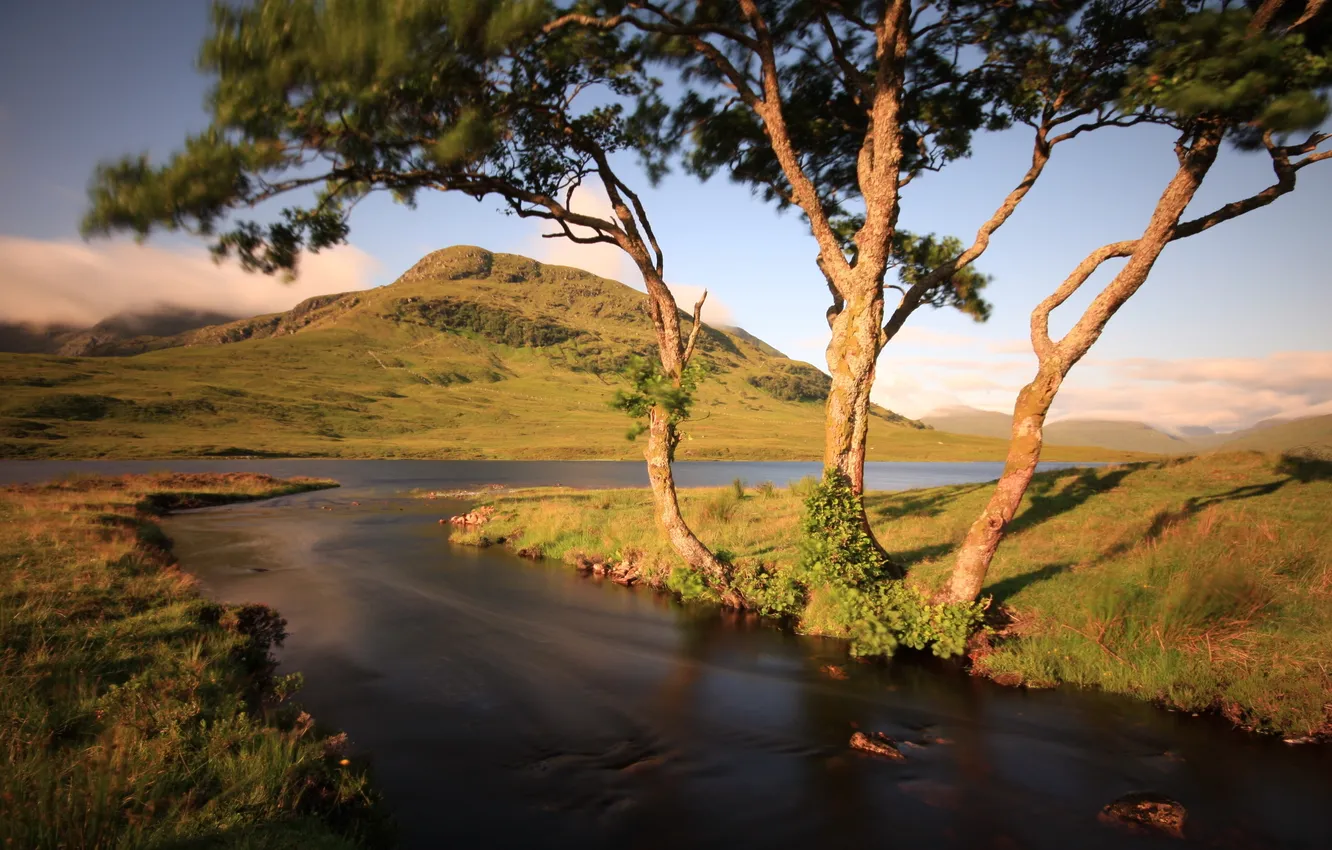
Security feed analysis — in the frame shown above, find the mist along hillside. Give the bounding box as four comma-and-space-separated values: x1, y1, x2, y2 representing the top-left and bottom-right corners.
0, 246, 1142, 462
924, 406, 1332, 457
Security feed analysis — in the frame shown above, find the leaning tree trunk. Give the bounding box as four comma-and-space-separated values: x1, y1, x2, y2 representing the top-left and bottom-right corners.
939, 126, 1223, 604
942, 367, 1063, 602
631, 264, 736, 600
644, 405, 733, 594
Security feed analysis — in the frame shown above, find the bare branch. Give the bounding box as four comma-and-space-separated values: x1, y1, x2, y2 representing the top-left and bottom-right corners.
816, 3, 874, 105
1030, 131, 1332, 357
682, 290, 709, 365
898, 126, 1055, 331
734, 0, 852, 284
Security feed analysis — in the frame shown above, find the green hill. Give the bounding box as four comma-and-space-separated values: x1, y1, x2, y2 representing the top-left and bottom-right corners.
925, 405, 1331, 457
1046, 419, 1193, 454
0, 246, 1142, 462
1204, 414, 1332, 455
923, 407, 1190, 452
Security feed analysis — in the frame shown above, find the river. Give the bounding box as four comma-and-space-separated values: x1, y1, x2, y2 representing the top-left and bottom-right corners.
4, 460, 1330, 848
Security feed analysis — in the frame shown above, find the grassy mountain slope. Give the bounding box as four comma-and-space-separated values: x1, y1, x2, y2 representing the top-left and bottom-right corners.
925, 405, 1331, 456
0, 247, 1141, 461
1046, 419, 1193, 454
919, 406, 1013, 439
923, 407, 1190, 452
1204, 414, 1332, 454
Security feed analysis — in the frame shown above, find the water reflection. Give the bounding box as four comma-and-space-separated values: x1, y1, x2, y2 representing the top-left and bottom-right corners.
155, 487, 1332, 850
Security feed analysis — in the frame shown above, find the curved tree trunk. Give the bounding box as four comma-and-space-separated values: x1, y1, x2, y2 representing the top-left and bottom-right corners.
644, 406, 735, 597
627, 260, 735, 597
939, 127, 1223, 604
942, 367, 1063, 602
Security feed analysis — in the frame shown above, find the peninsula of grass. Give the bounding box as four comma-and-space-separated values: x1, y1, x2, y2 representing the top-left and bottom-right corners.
454, 452, 1332, 739
0, 472, 390, 849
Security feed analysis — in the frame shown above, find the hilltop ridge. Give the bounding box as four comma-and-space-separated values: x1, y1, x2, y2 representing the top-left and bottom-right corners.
0, 247, 1140, 461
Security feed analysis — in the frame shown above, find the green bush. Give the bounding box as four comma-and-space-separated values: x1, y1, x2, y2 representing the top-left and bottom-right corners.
746, 362, 833, 402
397, 297, 578, 348
797, 472, 985, 657
730, 560, 805, 618
666, 565, 714, 602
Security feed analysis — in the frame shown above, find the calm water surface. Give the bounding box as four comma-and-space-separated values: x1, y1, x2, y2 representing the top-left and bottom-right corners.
0, 457, 1088, 490
6, 460, 1330, 848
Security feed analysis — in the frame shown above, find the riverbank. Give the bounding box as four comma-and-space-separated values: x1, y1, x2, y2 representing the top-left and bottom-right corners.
0, 473, 389, 848
452, 452, 1332, 739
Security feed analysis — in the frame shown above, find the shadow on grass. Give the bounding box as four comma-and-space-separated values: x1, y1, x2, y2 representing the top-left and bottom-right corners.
1276, 452, 1332, 482
891, 541, 956, 565
984, 562, 1072, 602
872, 483, 988, 521
1006, 465, 1140, 536
1093, 452, 1326, 563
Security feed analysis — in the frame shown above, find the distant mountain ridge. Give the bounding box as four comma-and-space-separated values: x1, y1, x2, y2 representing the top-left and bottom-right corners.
922, 405, 1332, 456
0, 307, 244, 357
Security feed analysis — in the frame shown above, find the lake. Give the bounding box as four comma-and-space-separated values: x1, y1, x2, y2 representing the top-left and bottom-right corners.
5, 460, 1330, 848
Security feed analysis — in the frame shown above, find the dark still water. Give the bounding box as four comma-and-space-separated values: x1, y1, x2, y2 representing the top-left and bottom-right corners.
6, 461, 1330, 848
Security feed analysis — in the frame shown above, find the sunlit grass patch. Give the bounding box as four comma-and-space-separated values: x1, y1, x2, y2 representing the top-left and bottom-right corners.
0, 473, 389, 848
465, 452, 1332, 737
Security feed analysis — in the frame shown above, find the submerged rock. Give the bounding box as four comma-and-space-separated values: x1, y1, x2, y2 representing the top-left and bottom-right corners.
849, 731, 905, 760
1098, 792, 1186, 838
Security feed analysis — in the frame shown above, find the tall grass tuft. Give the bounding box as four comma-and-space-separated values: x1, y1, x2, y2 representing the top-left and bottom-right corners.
0, 474, 388, 848
789, 475, 820, 497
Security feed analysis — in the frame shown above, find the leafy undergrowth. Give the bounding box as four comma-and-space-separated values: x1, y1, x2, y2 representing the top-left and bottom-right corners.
0, 473, 391, 848
457, 452, 1332, 738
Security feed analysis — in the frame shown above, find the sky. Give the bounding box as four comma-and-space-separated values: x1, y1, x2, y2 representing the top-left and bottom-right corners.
1, 0, 1329, 434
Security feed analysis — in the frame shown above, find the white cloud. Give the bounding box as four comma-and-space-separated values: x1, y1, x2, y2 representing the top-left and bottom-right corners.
530, 233, 636, 284
668, 282, 734, 327
1058, 352, 1332, 431
523, 178, 637, 284
870, 343, 1332, 432
0, 236, 379, 327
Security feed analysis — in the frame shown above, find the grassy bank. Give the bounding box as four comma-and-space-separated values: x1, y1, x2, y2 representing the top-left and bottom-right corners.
454, 452, 1332, 738
0, 473, 389, 849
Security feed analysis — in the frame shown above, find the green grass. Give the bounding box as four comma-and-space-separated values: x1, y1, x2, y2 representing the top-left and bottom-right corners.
0, 473, 389, 849
0, 246, 1146, 464
457, 451, 1332, 737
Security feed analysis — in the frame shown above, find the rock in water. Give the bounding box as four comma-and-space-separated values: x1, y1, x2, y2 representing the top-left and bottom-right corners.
1098, 792, 1186, 838
849, 731, 905, 760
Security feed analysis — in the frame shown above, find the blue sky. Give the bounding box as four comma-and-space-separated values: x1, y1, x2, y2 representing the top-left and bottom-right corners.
2, 0, 1329, 432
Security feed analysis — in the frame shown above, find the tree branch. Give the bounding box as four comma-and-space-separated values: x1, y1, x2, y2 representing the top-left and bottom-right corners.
682, 290, 709, 365
1029, 131, 1331, 358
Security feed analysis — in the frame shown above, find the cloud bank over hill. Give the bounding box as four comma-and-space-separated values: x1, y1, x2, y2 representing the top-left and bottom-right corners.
0, 236, 379, 328
856, 324, 1332, 433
